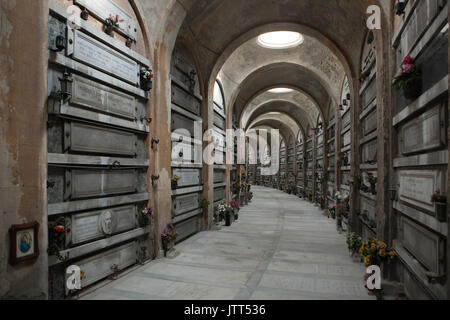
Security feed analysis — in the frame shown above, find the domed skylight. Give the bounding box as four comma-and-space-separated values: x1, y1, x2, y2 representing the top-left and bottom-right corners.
257, 31, 304, 49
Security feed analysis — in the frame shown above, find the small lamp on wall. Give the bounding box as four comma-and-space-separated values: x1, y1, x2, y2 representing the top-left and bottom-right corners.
395, 0, 406, 16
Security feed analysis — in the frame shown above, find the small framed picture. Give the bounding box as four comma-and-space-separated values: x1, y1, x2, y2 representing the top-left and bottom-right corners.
9, 222, 40, 266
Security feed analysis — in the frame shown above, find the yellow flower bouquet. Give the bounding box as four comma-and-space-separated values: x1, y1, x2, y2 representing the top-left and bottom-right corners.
359, 238, 396, 267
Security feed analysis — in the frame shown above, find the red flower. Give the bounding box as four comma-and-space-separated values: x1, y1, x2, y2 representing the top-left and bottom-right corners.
402, 56, 414, 65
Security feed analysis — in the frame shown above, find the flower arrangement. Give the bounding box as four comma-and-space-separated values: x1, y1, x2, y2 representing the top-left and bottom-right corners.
141, 67, 154, 81
105, 14, 120, 28
161, 223, 178, 244
141, 207, 153, 217
359, 238, 396, 267
172, 175, 181, 181
343, 194, 350, 202
392, 56, 421, 91
328, 205, 336, 219
346, 232, 362, 256
141, 207, 153, 225
200, 196, 210, 208
230, 200, 240, 210
335, 191, 342, 202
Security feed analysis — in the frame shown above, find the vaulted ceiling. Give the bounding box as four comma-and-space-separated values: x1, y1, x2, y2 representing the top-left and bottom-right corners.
165, 0, 377, 138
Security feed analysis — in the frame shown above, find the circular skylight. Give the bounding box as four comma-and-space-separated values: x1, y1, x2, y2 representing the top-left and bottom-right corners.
257, 31, 304, 49
268, 88, 294, 94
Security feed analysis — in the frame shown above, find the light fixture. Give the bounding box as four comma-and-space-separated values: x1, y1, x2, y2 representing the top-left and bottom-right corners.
257, 31, 304, 49
268, 88, 294, 94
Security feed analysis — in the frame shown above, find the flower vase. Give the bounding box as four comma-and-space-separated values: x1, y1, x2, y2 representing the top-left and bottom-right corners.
225, 213, 232, 226
436, 202, 447, 222
141, 79, 152, 91
105, 25, 114, 36
403, 77, 422, 100
162, 239, 174, 257
171, 180, 178, 189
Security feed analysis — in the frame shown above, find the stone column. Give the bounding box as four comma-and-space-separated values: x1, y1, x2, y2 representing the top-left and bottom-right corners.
0, 0, 49, 299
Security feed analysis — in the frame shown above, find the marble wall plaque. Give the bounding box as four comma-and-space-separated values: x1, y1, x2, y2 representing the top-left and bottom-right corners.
400, 0, 440, 57
214, 169, 225, 183
173, 193, 200, 216
399, 170, 444, 212
402, 217, 441, 274
66, 169, 137, 200
362, 139, 377, 164
70, 205, 137, 245
401, 105, 445, 155
362, 78, 377, 108
74, 0, 138, 40
363, 109, 377, 136
175, 216, 201, 242
172, 111, 196, 137
173, 168, 201, 187
214, 188, 226, 202
71, 242, 137, 289
214, 112, 225, 130
72, 30, 138, 84
171, 141, 194, 163
65, 121, 137, 156
70, 74, 136, 120
342, 111, 351, 129
343, 131, 351, 147
171, 83, 201, 115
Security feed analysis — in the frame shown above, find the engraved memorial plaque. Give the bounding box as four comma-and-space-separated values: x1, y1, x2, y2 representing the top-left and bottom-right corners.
172, 111, 196, 137
173, 168, 201, 187
401, 105, 445, 155
72, 31, 138, 84
173, 193, 200, 216
214, 188, 226, 202
71, 242, 138, 289
70, 74, 136, 120
399, 170, 444, 212
363, 109, 377, 136
65, 122, 137, 156
71, 205, 137, 245
171, 83, 201, 115
66, 169, 137, 200
362, 139, 377, 164
402, 217, 441, 274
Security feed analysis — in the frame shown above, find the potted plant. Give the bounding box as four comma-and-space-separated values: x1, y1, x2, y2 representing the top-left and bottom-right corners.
161, 223, 178, 257
431, 192, 447, 222
346, 232, 362, 259
231, 200, 240, 220
105, 14, 119, 36
328, 205, 336, 219
218, 202, 233, 226
140, 67, 153, 91
200, 196, 210, 209
392, 56, 422, 100
360, 238, 397, 300
140, 207, 153, 226
171, 174, 180, 189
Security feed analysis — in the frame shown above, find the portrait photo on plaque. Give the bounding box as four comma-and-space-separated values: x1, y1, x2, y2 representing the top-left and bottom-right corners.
9, 222, 40, 266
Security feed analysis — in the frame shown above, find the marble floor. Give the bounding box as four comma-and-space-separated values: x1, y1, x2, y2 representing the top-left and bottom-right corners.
81, 187, 373, 300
